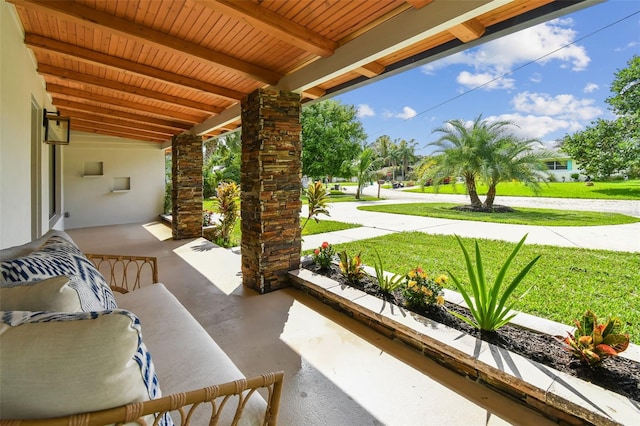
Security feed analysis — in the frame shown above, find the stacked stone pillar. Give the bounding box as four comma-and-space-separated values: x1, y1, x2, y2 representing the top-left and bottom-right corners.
171, 133, 203, 240
241, 89, 302, 293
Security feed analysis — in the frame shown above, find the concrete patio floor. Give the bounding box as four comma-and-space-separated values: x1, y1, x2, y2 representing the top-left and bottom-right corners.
67, 222, 556, 426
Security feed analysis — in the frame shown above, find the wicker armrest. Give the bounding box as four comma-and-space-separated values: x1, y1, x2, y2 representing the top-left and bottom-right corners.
0, 371, 284, 426
85, 253, 158, 294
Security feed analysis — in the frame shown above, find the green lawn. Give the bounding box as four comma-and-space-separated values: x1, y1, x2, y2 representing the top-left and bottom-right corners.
404, 180, 640, 200
357, 203, 640, 226
305, 233, 640, 343
302, 191, 382, 203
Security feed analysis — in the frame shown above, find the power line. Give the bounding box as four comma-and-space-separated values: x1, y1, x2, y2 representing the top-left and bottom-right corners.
366, 8, 640, 143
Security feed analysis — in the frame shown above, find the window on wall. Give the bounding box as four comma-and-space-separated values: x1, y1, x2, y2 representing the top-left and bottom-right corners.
545, 161, 568, 170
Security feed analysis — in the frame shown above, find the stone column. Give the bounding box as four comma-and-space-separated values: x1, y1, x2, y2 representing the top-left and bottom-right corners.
241, 89, 302, 293
171, 133, 203, 240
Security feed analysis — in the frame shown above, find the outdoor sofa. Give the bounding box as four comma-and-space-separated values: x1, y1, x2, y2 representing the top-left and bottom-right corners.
0, 230, 283, 425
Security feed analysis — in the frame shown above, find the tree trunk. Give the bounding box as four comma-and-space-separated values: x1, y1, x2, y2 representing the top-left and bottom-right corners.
355, 185, 361, 200
465, 174, 482, 208
483, 183, 497, 209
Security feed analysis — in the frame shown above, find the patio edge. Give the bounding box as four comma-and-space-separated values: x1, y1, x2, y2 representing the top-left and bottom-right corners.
288, 267, 640, 426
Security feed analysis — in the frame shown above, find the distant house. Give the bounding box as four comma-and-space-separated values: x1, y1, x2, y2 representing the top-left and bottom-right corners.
541, 150, 582, 181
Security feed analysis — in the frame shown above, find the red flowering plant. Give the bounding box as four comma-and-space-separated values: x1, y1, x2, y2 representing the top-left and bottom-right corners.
402, 267, 446, 310
312, 242, 336, 270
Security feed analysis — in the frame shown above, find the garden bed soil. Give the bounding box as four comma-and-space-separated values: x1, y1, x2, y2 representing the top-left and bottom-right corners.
304, 263, 640, 403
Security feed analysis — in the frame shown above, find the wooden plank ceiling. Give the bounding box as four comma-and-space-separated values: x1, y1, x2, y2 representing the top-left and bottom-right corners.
7, 0, 587, 144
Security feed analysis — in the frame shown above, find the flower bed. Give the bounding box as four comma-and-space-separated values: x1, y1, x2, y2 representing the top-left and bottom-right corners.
289, 258, 640, 426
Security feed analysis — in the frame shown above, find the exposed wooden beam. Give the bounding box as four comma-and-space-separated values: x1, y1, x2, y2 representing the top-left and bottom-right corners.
12, 0, 282, 85
355, 62, 386, 78
194, 0, 337, 58
448, 18, 486, 42
72, 118, 172, 141
406, 0, 434, 9
46, 83, 204, 123
39, 64, 223, 115
301, 87, 326, 99
59, 109, 175, 136
53, 98, 192, 131
72, 123, 167, 143
25, 34, 245, 101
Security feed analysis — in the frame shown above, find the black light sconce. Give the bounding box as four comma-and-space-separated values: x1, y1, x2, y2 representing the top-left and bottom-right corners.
43, 109, 71, 145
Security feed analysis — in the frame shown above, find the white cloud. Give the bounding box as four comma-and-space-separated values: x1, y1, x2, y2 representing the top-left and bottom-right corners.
457, 71, 515, 90
384, 106, 417, 120
357, 104, 375, 118
511, 91, 601, 121
484, 113, 581, 140
583, 83, 599, 93
420, 18, 590, 91
530, 73, 542, 83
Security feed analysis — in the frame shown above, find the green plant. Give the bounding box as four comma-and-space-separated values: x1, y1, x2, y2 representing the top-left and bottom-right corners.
203, 209, 214, 227
313, 242, 336, 270
213, 181, 240, 245
402, 267, 445, 309
372, 250, 404, 293
302, 181, 331, 232
448, 234, 541, 331
561, 310, 630, 366
571, 173, 580, 181
338, 250, 366, 285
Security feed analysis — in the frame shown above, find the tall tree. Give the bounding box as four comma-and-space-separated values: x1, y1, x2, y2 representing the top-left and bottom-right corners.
394, 139, 417, 180
425, 115, 548, 210
347, 148, 376, 199
560, 55, 640, 178
301, 100, 367, 181
372, 135, 393, 167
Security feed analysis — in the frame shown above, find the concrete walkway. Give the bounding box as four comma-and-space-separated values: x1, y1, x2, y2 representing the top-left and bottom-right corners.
302, 186, 640, 253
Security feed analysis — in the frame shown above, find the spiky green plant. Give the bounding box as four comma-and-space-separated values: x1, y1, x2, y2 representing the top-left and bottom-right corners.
338, 250, 366, 285
372, 249, 404, 293
302, 181, 330, 233
448, 234, 541, 331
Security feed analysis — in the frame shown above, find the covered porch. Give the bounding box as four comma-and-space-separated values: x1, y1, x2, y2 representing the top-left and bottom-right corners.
66, 221, 554, 425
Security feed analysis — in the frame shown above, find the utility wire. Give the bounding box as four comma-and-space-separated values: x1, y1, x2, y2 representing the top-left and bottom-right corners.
366, 8, 640, 142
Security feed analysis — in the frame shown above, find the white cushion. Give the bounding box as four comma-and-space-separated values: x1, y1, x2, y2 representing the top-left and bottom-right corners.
0, 276, 82, 312
116, 284, 267, 425
0, 236, 117, 311
0, 310, 169, 425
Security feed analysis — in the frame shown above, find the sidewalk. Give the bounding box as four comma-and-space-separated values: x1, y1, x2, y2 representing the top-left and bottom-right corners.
301, 187, 640, 253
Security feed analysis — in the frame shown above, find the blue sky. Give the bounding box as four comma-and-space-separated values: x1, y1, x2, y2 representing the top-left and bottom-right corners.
334, 1, 640, 156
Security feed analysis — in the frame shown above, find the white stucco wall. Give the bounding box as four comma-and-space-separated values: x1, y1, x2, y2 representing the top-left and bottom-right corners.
63, 133, 165, 229
0, 1, 59, 248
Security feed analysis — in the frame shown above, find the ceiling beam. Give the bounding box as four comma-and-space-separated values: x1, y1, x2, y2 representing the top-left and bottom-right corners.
301, 87, 326, 100
39, 64, 223, 115
46, 83, 204, 123
25, 34, 245, 101
448, 18, 486, 42
12, 0, 282, 85
195, 0, 502, 135
72, 118, 172, 141
194, 0, 337, 57
355, 62, 386, 78
71, 124, 167, 143
59, 109, 176, 136
53, 98, 192, 131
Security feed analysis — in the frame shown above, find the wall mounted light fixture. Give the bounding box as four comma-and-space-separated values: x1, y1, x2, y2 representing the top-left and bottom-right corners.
43, 109, 71, 145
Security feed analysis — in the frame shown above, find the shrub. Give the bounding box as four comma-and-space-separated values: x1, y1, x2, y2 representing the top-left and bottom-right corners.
302, 181, 330, 232
448, 234, 541, 332
561, 310, 630, 366
313, 242, 335, 270
402, 267, 445, 310
571, 173, 580, 181
213, 182, 239, 245
338, 250, 366, 285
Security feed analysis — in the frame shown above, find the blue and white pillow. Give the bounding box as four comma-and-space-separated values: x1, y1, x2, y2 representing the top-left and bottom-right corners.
0, 236, 117, 311
0, 310, 173, 426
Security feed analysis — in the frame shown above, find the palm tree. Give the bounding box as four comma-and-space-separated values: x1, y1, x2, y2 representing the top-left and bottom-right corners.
351, 148, 375, 199
394, 139, 417, 180
426, 115, 548, 210
373, 135, 393, 167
